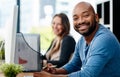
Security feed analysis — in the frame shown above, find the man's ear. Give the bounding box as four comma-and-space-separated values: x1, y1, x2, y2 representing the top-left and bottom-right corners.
95, 14, 99, 23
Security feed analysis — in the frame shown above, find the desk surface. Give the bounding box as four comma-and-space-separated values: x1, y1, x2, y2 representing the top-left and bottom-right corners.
0, 72, 33, 77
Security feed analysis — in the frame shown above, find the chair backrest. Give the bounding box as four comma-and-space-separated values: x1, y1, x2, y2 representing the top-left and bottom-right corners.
14, 33, 42, 72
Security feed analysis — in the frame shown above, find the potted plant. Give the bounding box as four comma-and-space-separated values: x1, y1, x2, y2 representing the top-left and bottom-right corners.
0, 63, 23, 77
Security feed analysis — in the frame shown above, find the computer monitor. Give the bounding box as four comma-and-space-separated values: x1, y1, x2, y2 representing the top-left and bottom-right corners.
4, 5, 42, 72
5, 5, 18, 63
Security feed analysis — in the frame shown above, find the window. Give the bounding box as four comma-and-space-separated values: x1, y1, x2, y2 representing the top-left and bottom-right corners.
0, 0, 16, 40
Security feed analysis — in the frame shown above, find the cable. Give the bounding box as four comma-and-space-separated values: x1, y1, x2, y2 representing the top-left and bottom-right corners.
19, 32, 42, 55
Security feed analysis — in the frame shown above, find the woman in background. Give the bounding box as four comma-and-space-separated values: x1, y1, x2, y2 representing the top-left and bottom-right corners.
42, 13, 76, 68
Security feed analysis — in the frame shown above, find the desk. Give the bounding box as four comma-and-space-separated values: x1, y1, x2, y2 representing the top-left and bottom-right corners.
0, 72, 33, 77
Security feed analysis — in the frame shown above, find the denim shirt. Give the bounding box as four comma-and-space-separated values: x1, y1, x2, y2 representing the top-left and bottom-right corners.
62, 24, 120, 77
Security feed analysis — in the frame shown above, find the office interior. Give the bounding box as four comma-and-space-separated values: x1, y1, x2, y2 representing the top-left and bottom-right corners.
0, 0, 120, 64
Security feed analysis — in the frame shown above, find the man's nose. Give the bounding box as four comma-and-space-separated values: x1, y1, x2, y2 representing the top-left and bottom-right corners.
77, 17, 85, 24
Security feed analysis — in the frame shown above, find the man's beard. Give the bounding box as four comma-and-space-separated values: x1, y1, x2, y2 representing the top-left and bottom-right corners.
82, 21, 96, 36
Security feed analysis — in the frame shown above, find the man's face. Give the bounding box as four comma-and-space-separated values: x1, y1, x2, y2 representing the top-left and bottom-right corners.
73, 3, 97, 36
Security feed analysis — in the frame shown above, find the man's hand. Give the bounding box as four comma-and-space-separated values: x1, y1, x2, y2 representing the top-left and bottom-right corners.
43, 63, 68, 74
43, 63, 57, 74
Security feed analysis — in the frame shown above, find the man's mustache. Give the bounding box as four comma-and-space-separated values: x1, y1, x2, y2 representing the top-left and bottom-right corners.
75, 22, 90, 28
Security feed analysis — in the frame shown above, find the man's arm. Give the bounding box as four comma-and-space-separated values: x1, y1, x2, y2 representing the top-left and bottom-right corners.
55, 68, 68, 74
34, 70, 68, 77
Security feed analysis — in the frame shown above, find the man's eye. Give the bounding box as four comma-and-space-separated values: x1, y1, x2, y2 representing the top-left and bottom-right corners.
73, 17, 78, 21
84, 14, 89, 17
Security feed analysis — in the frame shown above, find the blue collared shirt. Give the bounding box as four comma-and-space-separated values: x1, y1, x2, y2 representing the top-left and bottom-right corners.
62, 24, 120, 77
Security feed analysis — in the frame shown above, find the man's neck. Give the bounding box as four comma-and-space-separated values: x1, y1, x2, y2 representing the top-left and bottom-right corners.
84, 25, 99, 44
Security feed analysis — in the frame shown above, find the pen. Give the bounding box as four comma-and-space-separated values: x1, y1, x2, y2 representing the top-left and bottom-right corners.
43, 65, 57, 69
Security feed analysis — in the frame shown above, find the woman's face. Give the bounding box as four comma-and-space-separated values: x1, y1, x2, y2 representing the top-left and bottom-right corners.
52, 16, 64, 36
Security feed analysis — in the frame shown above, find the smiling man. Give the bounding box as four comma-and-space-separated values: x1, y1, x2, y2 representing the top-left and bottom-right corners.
34, 1, 120, 77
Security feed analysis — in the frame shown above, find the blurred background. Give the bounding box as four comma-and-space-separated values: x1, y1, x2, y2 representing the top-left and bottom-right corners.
0, 0, 119, 56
